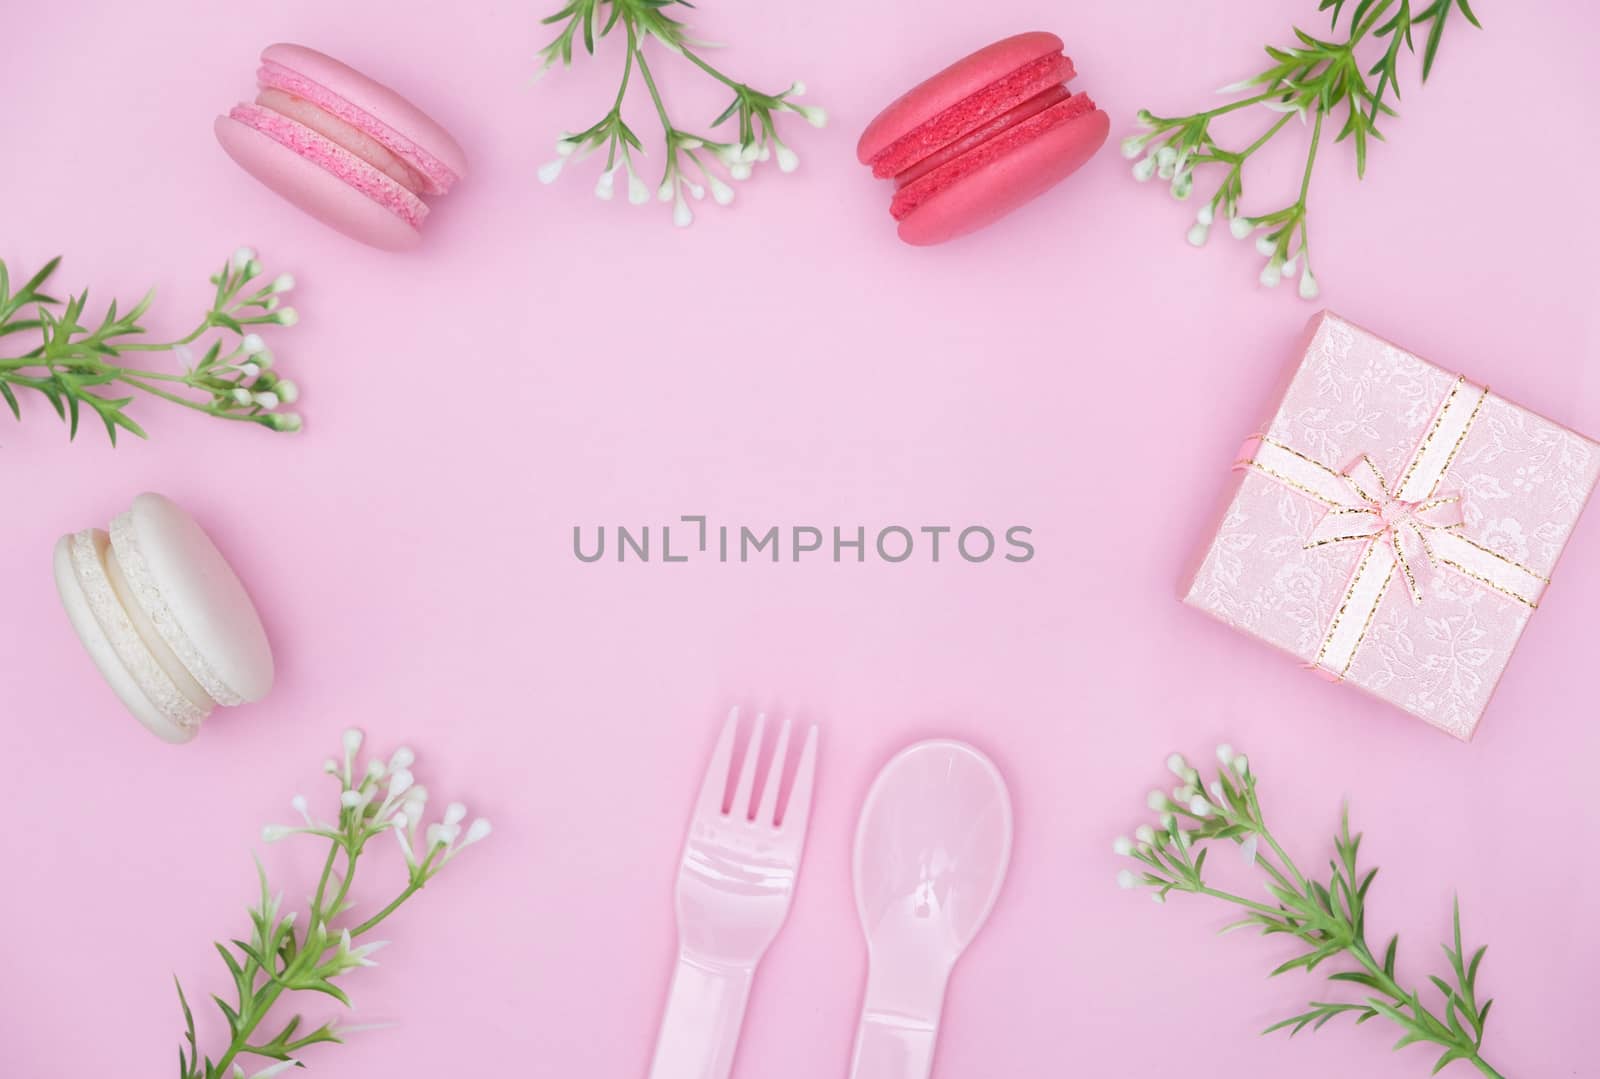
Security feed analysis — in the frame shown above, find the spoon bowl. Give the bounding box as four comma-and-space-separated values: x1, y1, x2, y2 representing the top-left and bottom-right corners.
848, 739, 1014, 1079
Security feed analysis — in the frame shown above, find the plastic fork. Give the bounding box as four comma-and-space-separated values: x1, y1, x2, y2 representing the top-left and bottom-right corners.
648, 708, 820, 1079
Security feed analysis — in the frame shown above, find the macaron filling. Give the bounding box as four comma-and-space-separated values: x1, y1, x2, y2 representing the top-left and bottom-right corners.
109, 509, 244, 708
228, 103, 429, 229
68, 529, 209, 731
890, 92, 1098, 221
256, 59, 460, 195
867, 52, 1079, 180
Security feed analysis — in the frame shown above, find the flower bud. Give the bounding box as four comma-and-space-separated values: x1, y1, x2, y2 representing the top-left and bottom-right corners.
1113, 836, 1133, 855
1117, 869, 1137, 890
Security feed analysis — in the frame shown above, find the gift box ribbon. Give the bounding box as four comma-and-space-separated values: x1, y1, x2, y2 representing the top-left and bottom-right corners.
1235, 376, 1550, 680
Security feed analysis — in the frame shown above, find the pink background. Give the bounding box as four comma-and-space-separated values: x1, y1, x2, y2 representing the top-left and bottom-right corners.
2, 2, 1597, 1077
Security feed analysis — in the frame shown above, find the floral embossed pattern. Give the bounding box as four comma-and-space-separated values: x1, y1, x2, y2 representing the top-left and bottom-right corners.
1185, 313, 1600, 739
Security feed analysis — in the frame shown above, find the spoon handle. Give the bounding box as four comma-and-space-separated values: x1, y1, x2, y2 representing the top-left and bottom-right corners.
647, 955, 754, 1079
848, 1012, 938, 1079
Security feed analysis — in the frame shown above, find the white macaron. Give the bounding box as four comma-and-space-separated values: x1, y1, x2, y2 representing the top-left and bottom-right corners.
53, 492, 274, 742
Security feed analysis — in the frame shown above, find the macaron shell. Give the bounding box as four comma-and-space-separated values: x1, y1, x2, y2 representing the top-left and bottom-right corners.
215, 114, 422, 251
114, 493, 274, 705
53, 534, 200, 744
858, 31, 1065, 165
261, 43, 467, 190
897, 106, 1109, 246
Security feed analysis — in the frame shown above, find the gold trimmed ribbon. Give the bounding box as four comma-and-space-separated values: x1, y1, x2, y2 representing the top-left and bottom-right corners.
1235, 376, 1549, 680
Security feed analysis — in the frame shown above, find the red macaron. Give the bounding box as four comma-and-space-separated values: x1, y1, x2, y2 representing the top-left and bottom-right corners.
858, 32, 1109, 246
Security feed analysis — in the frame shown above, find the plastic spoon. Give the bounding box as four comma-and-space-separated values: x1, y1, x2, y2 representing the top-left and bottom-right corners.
847, 739, 1014, 1079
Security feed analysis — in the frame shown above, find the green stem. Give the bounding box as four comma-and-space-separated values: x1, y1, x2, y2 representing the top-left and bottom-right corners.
1194, 91, 1274, 121
115, 374, 259, 423
1241, 111, 1295, 158
633, 41, 673, 132
1297, 105, 1325, 209
677, 46, 744, 91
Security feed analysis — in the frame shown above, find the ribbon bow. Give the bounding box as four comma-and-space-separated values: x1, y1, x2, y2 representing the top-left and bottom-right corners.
1237, 376, 1550, 681
1304, 455, 1464, 605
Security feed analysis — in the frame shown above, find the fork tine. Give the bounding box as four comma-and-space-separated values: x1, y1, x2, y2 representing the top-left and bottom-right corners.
696, 707, 740, 816
756, 718, 792, 826
779, 725, 819, 836
730, 712, 766, 819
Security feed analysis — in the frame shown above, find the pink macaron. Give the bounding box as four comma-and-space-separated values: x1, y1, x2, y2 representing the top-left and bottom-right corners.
858, 32, 1109, 246
216, 43, 467, 250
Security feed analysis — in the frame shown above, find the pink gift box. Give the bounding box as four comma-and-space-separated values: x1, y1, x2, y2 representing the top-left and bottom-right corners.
1184, 312, 1600, 739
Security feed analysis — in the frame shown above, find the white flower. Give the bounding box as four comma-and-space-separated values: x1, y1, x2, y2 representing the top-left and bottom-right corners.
787, 80, 807, 96
261, 825, 295, 841
708, 176, 734, 205
1254, 233, 1276, 257
537, 159, 565, 184
1166, 753, 1188, 776
627, 169, 650, 206
231, 246, 257, 270
1233, 755, 1250, 777
791, 104, 827, 127
231, 387, 252, 405
241, 334, 265, 354
1229, 218, 1253, 240
1113, 836, 1133, 855
1299, 269, 1320, 300
238, 362, 260, 380
463, 818, 492, 845
594, 167, 617, 201
1159, 813, 1176, 832
1216, 744, 1235, 765
1281, 257, 1299, 278
1189, 795, 1211, 816
1132, 155, 1157, 182
1117, 869, 1137, 890
1208, 781, 1223, 799
1173, 785, 1196, 803
673, 195, 694, 228
253, 391, 280, 410
1170, 170, 1193, 199
1197, 203, 1214, 226
1121, 134, 1149, 159
275, 380, 299, 404
1259, 261, 1282, 288
1240, 834, 1260, 866
273, 307, 298, 327
253, 349, 274, 369
1187, 221, 1210, 247
1147, 790, 1169, 811
269, 273, 295, 293
1151, 892, 1166, 904
775, 144, 799, 172
1135, 825, 1156, 845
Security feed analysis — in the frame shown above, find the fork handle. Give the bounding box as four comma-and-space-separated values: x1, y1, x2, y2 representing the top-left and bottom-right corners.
647, 955, 754, 1079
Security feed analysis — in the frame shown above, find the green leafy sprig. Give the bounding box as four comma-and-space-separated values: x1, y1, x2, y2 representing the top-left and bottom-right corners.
1114, 745, 1503, 1078
0, 246, 302, 444
176, 729, 491, 1079
534, 0, 826, 226
1122, 0, 1483, 297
